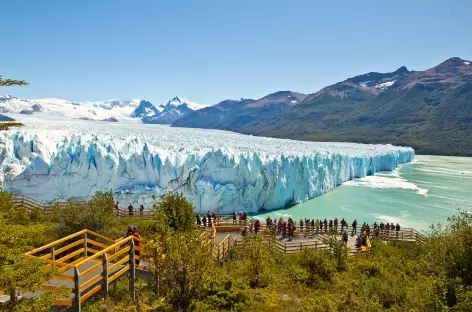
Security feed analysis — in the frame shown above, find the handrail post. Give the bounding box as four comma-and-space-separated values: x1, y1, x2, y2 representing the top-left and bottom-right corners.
74, 267, 81, 312
102, 254, 109, 298
84, 232, 88, 258
217, 245, 221, 267
51, 246, 55, 267
129, 239, 136, 302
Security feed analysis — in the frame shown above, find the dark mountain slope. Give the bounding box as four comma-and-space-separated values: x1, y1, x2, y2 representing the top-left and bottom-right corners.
172, 91, 306, 132
253, 57, 472, 156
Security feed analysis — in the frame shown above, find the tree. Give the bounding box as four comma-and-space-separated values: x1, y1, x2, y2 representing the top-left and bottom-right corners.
152, 192, 196, 232
53, 190, 115, 236
0, 75, 28, 87
145, 231, 215, 311
0, 191, 62, 312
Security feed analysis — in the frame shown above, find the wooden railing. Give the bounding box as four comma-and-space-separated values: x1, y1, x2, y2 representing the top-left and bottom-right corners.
22, 229, 141, 310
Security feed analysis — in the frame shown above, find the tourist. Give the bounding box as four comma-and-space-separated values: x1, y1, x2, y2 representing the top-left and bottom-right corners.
299, 219, 304, 230
373, 221, 378, 230
323, 219, 328, 233
242, 227, 247, 236
329, 219, 333, 232
218, 215, 222, 226
202, 215, 207, 227
380, 222, 385, 231
355, 235, 362, 248
125, 225, 133, 238
395, 223, 400, 237
139, 204, 144, 217
341, 218, 347, 231
311, 219, 315, 227
249, 222, 254, 233
352, 219, 357, 235
255, 219, 261, 234
334, 218, 338, 232
386, 223, 390, 235
289, 222, 296, 241
361, 222, 367, 233
391, 223, 395, 231
233, 211, 237, 224
131, 226, 141, 265
128, 204, 134, 217
366, 224, 371, 237
115, 201, 120, 216
282, 222, 287, 240
315, 219, 320, 232
196, 214, 201, 227
266, 216, 272, 227
342, 231, 348, 245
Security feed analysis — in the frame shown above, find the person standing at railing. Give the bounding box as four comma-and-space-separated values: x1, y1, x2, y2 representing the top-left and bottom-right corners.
202, 215, 207, 227
328, 219, 333, 233
115, 202, 120, 216
128, 204, 134, 217
334, 218, 339, 232
139, 204, 144, 217
233, 211, 237, 224
351, 219, 358, 235
323, 219, 328, 233
341, 218, 347, 231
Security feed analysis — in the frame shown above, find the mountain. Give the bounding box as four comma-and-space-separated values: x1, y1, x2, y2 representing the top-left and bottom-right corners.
172, 91, 307, 132
130, 100, 160, 118
251, 57, 472, 156
0, 114, 15, 121
142, 96, 210, 124
0, 96, 147, 121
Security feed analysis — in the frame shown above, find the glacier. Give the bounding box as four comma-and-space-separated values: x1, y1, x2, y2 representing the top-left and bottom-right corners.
0, 119, 414, 213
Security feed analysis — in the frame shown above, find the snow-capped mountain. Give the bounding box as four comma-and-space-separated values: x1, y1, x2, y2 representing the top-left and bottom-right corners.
0, 95, 209, 124
130, 100, 161, 118
142, 96, 211, 124
0, 95, 142, 122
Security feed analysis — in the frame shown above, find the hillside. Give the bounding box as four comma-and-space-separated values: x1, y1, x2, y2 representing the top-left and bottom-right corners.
172, 91, 307, 132
252, 57, 472, 155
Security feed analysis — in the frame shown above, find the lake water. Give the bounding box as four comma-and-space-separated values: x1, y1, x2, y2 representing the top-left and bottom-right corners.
254, 155, 472, 230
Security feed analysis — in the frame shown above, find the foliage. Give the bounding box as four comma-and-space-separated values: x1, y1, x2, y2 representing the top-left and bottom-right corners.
0, 191, 61, 312
52, 190, 115, 236
0, 122, 23, 131
144, 231, 215, 311
152, 192, 196, 233
0, 75, 28, 87
7, 189, 472, 312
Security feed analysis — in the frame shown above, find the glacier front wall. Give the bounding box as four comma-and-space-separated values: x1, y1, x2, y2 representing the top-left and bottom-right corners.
0, 132, 415, 213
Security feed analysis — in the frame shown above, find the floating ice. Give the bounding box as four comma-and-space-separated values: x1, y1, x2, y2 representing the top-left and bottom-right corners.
0, 120, 414, 213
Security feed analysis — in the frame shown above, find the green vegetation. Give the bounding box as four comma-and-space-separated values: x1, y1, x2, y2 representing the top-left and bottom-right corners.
0, 75, 28, 87
253, 83, 472, 156
3, 190, 472, 311
0, 122, 23, 131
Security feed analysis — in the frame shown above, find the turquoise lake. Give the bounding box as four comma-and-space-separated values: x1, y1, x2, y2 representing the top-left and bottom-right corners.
255, 155, 472, 230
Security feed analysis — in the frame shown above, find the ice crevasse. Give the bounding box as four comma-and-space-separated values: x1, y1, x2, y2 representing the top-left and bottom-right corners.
0, 125, 414, 213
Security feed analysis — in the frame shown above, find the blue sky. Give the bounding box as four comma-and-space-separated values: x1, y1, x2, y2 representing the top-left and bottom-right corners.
1, 0, 471, 105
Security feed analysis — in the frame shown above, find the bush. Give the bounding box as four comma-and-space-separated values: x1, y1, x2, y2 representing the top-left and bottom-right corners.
53, 190, 115, 236
152, 192, 196, 233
